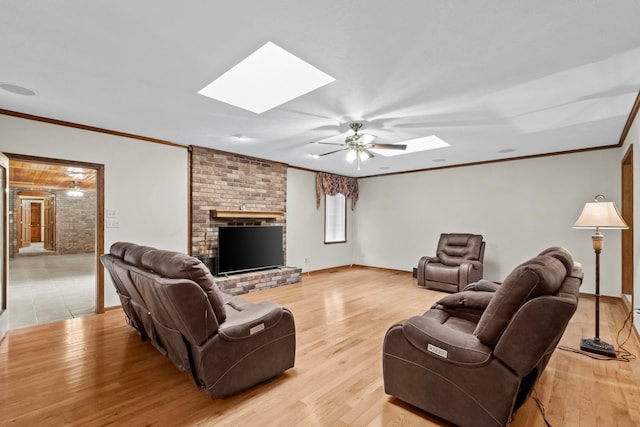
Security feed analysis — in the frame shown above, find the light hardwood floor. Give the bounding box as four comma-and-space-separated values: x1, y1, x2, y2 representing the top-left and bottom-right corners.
1, 267, 639, 426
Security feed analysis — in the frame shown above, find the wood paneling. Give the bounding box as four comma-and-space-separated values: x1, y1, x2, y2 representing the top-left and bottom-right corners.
9, 160, 96, 192
1, 267, 638, 426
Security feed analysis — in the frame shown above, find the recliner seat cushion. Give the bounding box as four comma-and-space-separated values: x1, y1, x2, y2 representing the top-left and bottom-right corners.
424, 263, 459, 284
141, 249, 228, 322
474, 255, 566, 346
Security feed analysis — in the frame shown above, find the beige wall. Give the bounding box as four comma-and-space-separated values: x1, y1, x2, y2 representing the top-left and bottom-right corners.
286, 168, 354, 272
354, 149, 622, 296
0, 114, 189, 307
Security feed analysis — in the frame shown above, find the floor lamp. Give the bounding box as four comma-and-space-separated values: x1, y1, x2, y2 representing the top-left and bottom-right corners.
573, 194, 628, 357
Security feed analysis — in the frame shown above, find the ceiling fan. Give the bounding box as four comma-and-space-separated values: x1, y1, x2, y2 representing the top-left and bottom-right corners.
313, 122, 407, 170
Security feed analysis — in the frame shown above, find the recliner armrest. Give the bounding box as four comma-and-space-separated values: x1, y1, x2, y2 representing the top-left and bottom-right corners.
218, 301, 284, 341
436, 290, 494, 310
402, 313, 492, 366
417, 255, 439, 286
463, 260, 483, 270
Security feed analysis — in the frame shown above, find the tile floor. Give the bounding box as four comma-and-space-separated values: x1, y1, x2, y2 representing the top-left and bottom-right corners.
8, 251, 96, 330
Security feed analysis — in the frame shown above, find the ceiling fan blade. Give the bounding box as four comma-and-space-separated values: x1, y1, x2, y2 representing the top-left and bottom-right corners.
318, 148, 348, 157
357, 133, 377, 144
364, 149, 375, 159
370, 143, 407, 150
313, 141, 345, 146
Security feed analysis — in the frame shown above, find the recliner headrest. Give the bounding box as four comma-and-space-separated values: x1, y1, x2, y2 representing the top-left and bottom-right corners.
140, 249, 227, 322
474, 255, 567, 346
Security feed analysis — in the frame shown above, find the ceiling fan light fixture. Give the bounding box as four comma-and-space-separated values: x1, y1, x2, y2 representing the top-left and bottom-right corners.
346, 150, 357, 163
67, 180, 84, 197
358, 150, 369, 162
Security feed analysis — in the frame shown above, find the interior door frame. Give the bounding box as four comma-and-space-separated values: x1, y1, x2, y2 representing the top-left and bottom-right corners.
0, 153, 8, 342
5, 153, 105, 313
621, 144, 633, 306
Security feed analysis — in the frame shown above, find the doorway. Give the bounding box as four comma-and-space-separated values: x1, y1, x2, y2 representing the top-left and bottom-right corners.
17, 191, 56, 254
6, 154, 105, 329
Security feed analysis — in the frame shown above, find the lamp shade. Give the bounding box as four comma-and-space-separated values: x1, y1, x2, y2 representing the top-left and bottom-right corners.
573, 201, 628, 229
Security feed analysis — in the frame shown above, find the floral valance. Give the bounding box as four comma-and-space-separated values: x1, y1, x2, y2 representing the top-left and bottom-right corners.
316, 172, 358, 210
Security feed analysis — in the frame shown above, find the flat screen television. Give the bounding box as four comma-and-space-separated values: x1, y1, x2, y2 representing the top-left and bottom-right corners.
217, 226, 284, 275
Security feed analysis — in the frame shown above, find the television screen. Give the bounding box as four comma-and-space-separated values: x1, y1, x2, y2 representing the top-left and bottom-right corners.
217, 226, 284, 275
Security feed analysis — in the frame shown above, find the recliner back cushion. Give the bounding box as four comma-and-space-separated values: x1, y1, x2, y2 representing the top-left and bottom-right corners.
537, 246, 574, 276
474, 255, 567, 346
141, 249, 227, 322
110, 241, 139, 259
123, 245, 156, 267
437, 233, 484, 266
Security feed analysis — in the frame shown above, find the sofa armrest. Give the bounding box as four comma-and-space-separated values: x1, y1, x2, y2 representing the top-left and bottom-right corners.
402, 314, 492, 366
218, 301, 284, 341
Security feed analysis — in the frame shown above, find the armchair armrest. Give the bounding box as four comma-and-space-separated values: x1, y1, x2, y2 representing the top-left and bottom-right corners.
417, 255, 439, 286
218, 301, 284, 341
402, 313, 492, 366
459, 260, 484, 289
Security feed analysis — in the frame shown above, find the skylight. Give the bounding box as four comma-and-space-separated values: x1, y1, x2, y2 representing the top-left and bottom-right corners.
369, 136, 450, 157
198, 42, 335, 114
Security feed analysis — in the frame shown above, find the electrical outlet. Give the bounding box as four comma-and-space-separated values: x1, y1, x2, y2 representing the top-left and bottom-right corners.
106, 219, 120, 228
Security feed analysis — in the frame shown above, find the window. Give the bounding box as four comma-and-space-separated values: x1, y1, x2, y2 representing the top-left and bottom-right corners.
324, 193, 346, 243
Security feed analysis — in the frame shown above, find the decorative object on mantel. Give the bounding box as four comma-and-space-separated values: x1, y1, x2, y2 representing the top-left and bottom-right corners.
316, 172, 358, 210
212, 209, 283, 219
573, 194, 628, 357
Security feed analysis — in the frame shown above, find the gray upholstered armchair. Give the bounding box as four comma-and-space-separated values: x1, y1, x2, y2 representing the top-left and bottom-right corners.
417, 233, 485, 292
383, 247, 583, 427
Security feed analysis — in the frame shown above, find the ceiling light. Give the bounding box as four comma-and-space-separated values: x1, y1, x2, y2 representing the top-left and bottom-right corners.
198, 42, 335, 114
67, 181, 84, 197
369, 136, 450, 157
358, 150, 369, 162
346, 150, 357, 163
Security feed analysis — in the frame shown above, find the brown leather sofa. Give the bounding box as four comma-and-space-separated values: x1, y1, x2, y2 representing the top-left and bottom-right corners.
101, 242, 296, 398
384, 247, 582, 427
417, 233, 485, 292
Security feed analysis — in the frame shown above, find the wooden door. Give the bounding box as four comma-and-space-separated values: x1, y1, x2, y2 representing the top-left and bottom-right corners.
30, 202, 42, 242
44, 197, 55, 251
621, 145, 633, 297
19, 199, 31, 249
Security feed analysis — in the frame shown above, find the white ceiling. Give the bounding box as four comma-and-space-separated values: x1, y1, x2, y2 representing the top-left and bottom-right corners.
1, 1, 640, 177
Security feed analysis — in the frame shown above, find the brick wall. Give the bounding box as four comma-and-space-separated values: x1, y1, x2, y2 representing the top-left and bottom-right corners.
191, 146, 287, 264
9, 188, 96, 257
56, 190, 96, 254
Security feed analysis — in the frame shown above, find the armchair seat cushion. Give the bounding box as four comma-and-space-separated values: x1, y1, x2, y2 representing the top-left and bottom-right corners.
424, 263, 459, 284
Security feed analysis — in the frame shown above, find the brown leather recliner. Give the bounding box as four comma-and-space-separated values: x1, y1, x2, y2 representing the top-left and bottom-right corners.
101, 242, 296, 398
384, 247, 583, 427
417, 233, 485, 292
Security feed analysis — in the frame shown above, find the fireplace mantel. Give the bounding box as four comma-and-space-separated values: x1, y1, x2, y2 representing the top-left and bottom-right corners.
211, 209, 283, 219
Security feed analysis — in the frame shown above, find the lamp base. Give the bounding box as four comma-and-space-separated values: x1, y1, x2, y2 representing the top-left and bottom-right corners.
580, 337, 616, 357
